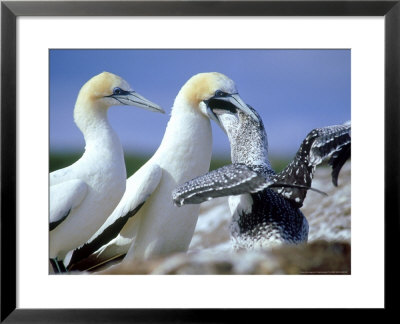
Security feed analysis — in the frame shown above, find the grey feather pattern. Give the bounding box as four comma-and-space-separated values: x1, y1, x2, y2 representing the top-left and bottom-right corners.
270, 123, 351, 207
173, 124, 351, 209
172, 164, 272, 206
172, 101, 350, 250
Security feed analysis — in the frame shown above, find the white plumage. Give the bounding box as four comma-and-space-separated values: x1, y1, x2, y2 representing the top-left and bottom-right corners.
66, 72, 256, 271
50, 71, 163, 261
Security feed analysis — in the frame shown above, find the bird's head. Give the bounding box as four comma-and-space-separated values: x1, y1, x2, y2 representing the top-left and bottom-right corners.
78, 71, 164, 113
177, 72, 258, 123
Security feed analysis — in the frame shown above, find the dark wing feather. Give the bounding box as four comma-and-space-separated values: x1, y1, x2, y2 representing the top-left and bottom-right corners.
173, 164, 272, 206
271, 123, 351, 207
329, 143, 351, 186
66, 202, 144, 271
65, 164, 162, 272
49, 209, 70, 231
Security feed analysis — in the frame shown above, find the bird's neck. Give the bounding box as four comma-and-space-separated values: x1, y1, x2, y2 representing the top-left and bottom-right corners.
73, 99, 122, 156
229, 121, 272, 171
155, 96, 212, 178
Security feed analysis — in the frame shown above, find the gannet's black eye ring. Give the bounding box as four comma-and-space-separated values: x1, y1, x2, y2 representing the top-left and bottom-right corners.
215, 90, 228, 97
113, 87, 122, 95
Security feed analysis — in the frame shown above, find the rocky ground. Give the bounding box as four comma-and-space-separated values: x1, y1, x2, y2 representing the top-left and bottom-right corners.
95, 161, 351, 275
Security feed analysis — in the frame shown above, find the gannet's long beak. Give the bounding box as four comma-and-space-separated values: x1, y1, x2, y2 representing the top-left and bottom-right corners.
112, 90, 165, 113
228, 94, 258, 122
205, 92, 258, 124
206, 106, 222, 128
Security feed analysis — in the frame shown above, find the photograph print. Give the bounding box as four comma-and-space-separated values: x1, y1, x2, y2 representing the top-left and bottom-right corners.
49, 49, 351, 275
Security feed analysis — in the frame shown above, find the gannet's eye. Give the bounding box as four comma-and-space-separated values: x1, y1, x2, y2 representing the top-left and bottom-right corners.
113, 87, 122, 95
215, 90, 228, 97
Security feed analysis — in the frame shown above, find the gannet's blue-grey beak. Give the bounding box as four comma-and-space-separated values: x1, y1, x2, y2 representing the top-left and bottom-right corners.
206, 105, 222, 128
204, 91, 258, 124
228, 93, 258, 122
109, 89, 165, 113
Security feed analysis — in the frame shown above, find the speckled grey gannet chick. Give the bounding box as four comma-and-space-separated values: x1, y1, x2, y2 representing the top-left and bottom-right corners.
64, 72, 257, 271
49, 72, 164, 271
173, 105, 351, 250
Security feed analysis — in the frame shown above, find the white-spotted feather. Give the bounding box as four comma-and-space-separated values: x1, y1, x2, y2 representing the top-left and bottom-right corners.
173, 164, 272, 206
173, 103, 350, 250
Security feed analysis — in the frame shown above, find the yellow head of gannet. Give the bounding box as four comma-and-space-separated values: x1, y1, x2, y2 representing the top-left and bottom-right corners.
175, 72, 257, 121
73, 72, 164, 133
76, 71, 164, 111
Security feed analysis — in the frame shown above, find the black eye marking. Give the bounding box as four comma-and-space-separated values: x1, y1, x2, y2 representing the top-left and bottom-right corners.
106, 87, 131, 98
215, 90, 228, 97
206, 91, 237, 114
113, 87, 123, 95
105, 87, 130, 99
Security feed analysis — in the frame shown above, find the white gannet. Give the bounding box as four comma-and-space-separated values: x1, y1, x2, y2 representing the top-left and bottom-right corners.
173, 104, 350, 250
65, 72, 256, 271
50, 71, 164, 269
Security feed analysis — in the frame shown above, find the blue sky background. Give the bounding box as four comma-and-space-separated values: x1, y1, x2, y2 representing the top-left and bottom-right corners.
50, 49, 350, 158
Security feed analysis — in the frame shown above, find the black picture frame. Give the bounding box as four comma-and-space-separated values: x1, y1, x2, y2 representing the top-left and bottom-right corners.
1, 0, 398, 322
